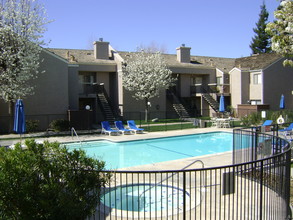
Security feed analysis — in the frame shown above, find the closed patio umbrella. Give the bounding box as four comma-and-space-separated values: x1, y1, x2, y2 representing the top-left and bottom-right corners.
279, 94, 285, 109
219, 95, 225, 113
13, 99, 26, 135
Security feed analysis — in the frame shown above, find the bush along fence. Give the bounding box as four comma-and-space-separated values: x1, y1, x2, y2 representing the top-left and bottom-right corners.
90, 125, 291, 220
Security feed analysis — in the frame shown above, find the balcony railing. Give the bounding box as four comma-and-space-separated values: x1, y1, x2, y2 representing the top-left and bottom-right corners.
79, 84, 97, 95
191, 84, 230, 95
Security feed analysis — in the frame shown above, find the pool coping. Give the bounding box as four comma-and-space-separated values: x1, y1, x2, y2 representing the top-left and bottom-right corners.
0, 128, 234, 171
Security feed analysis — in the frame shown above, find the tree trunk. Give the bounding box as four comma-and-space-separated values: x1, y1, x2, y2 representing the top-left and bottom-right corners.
144, 98, 149, 122
8, 101, 14, 132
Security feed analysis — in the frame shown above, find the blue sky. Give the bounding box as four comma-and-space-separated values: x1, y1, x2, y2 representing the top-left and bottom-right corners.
40, 0, 280, 58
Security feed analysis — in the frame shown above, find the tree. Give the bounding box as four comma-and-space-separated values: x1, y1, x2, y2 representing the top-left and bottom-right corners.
136, 41, 168, 53
0, 0, 48, 105
122, 50, 176, 121
0, 139, 110, 219
266, 0, 293, 67
250, 2, 272, 54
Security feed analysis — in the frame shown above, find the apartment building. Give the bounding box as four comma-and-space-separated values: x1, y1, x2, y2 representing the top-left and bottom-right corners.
0, 40, 291, 133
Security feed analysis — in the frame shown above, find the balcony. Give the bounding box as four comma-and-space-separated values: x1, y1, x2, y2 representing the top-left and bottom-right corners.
79, 84, 97, 96
216, 84, 230, 94
79, 84, 106, 96
190, 84, 230, 95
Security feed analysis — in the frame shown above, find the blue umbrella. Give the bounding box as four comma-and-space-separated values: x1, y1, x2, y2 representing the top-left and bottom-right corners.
13, 99, 26, 134
279, 94, 285, 109
219, 95, 225, 113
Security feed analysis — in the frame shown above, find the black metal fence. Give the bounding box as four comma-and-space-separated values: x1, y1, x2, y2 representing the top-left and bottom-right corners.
0, 114, 67, 134
89, 126, 291, 220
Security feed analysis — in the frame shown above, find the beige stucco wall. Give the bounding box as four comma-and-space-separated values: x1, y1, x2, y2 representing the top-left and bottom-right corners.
230, 68, 250, 109
249, 71, 262, 101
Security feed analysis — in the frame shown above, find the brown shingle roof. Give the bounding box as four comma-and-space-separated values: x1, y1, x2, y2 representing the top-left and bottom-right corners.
118, 51, 236, 72
46, 47, 283, 72
235, 53, 282, 70
47, 48, 116, 65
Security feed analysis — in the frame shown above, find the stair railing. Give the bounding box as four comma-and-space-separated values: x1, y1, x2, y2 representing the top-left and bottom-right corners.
96, 85, 122, 121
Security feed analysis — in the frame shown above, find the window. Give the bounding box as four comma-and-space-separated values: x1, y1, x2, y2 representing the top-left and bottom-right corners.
79, 73, 96, 85
191, 77, 202, 85
253, 73, 261, 84
250, 100, 261, 105
216, 76, 223, 85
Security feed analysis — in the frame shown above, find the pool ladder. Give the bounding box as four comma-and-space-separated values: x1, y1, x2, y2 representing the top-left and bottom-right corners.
182, 159, 204, 170
71, 127, 82, 145
138, 159, 205, 199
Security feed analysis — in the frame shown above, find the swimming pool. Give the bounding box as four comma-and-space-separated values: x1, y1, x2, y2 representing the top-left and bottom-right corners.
66, 132, 232, 169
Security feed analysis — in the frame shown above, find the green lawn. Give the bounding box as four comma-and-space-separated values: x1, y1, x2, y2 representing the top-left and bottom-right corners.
141, 123, 195, 132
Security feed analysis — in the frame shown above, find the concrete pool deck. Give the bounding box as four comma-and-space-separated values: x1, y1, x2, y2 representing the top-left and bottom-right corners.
0, 127, 234, 170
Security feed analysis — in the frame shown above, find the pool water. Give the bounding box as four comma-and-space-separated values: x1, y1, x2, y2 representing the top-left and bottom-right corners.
66, 132, 232, 169
101, 184, 187, 212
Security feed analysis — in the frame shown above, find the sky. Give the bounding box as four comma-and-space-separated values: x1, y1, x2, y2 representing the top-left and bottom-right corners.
39, 0, 280, 58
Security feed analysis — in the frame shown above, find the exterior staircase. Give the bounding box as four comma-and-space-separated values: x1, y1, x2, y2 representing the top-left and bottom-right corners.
167, 89, 191, 118
173, 103, 190, 118
96, 85, 119, 122
202, 93, 220, 113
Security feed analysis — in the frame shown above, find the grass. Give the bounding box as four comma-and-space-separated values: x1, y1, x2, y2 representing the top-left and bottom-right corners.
141, 123, 195, 132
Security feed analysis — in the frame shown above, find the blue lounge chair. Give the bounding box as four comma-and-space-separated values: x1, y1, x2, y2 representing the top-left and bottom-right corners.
261, 120, 273, 132
127, 120, 144, 134
279, 123, 293, 135
262, 120, 273, 126
101, 121, 120, 135
115, 121, 133, 135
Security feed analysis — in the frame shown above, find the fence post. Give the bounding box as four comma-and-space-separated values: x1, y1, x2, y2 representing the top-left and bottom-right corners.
183, 172, 186, 220
285, 150, 292, 219
259, 160, 263, 220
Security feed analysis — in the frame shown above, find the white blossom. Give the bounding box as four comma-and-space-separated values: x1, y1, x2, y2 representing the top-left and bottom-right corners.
0, 0, 49, 102
266, 0, 293, 67
122, 50, 177, 120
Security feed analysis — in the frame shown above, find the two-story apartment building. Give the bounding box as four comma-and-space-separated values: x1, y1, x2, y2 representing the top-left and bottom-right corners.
0, 40, 291, 133
230, 53, 292, 116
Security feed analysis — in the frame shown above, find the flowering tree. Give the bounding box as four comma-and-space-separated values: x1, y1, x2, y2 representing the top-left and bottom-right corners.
122, 51, 176, 121
266, 0, 293, 67
0, 0, 48, 105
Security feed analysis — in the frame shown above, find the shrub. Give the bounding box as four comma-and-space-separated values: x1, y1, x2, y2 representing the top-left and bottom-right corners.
49, 119, 70, 132
240, 110, 293, 127
0, 140, 110, 219
240, 112, 262, 127
26, 119, 39, 133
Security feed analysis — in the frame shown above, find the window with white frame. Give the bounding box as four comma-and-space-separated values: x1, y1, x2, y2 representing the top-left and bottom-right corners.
253, 73, 262, 85
250, 100, 262, 105
216, 76, 223, 85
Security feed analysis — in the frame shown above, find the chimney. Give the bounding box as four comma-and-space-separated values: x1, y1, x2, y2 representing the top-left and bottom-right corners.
176, 44, 191, 63
93, 39, 109, 59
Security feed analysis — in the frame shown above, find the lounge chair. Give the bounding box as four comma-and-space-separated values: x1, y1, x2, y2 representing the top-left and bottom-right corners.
279, 123, 293, 136
261, 120, 273, 132
101, 121, 120, 135
127, 120, 144, 134
115, 121, 133, 135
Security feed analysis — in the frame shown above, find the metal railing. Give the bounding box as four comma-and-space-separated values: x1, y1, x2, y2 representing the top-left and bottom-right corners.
89, 126, 291, 219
